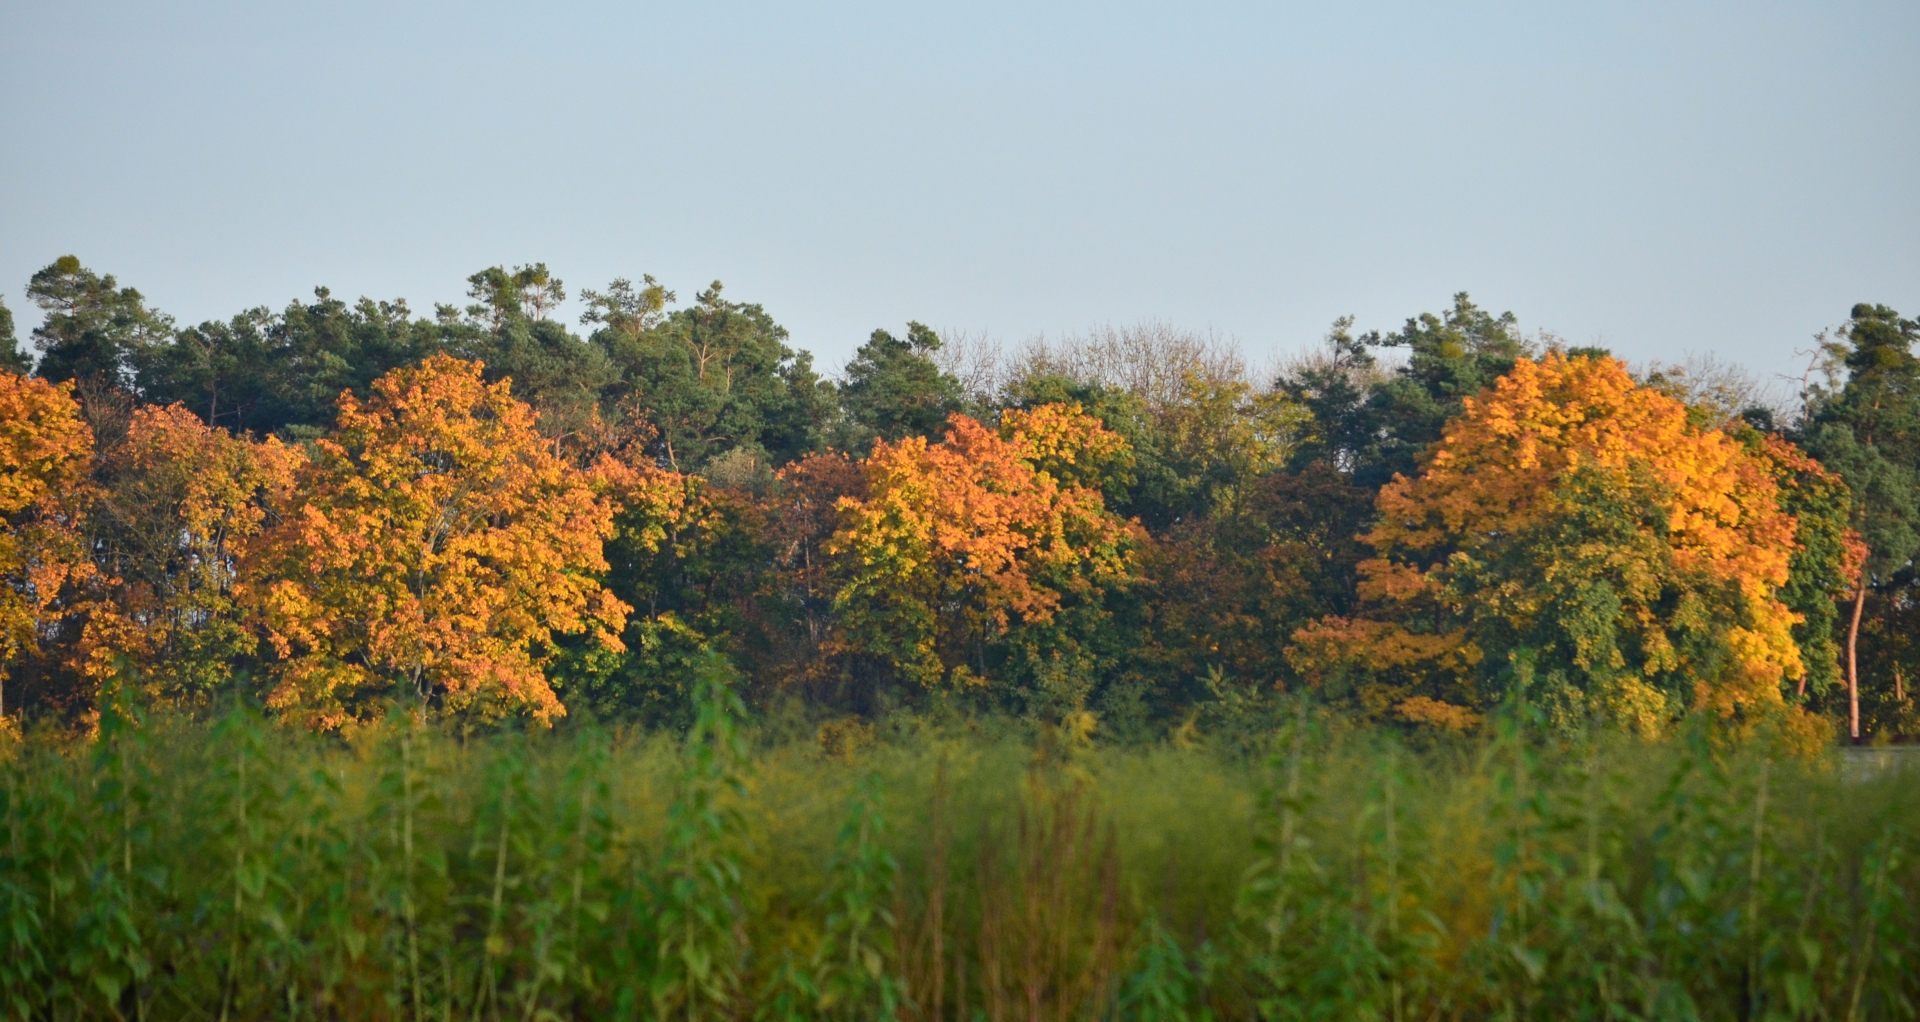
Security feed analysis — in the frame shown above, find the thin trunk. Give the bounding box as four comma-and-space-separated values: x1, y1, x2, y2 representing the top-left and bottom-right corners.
1848, 580, 1867, 740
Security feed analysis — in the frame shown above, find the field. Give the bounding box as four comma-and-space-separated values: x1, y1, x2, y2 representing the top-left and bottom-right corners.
3, 676, 1915, 1022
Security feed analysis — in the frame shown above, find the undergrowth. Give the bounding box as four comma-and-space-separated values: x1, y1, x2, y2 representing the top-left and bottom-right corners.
1, 668, 1916, 1021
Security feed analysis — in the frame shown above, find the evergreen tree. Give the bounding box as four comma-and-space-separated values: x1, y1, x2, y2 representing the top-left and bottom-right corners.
1285, 293, 1528, 488
591, 281, 832, 470
0, 297, 30, 374
835, 322, 966, 448
26, 255, 173, 390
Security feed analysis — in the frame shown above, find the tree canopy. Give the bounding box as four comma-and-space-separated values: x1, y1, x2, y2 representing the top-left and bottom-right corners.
2, 254, 1911, 743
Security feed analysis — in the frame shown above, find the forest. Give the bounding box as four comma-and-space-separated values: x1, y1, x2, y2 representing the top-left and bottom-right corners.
1, 255, 1917, 1019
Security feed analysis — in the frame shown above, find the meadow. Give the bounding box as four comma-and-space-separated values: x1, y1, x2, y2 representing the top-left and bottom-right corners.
3, 670, 1915, 1022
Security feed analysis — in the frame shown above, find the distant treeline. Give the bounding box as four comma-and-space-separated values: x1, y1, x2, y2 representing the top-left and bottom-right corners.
0, 256, 1914, 741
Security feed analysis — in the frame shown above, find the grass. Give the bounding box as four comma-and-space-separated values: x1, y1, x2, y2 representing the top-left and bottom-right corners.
1, 676, 1916, 1021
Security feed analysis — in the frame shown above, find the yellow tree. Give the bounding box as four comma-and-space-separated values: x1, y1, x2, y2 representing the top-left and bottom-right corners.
827, 404, 1136, 695
0, 373, 96, 721
81, 404, 300, 702
1291, 352, 1818, 741
252, 355, 628, 729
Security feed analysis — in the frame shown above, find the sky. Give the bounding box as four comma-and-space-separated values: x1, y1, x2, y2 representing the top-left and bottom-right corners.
2, 0, 1916, 385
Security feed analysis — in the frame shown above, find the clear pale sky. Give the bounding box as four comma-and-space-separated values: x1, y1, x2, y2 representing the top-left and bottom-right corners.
3, 0, 1915, 381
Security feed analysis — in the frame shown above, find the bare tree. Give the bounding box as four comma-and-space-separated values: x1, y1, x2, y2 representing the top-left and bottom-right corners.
1004, 321, 1248, 409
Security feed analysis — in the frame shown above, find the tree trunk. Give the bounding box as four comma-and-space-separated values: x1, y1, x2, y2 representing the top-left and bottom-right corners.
1847, 579, 1867, 741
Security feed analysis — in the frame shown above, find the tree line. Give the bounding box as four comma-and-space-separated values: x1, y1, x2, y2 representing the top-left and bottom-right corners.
0, 255, 1914, 742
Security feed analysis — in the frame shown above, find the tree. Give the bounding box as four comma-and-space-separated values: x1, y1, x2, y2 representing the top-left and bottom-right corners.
465, 263, 566, 325
132, 307, 277, 432
1291, 353, 1818, 743
82, 405, 299, 704
836, 323, 967, 448
827, 406, 1136, 709
133, 288, 447, 438
1740, 430, 1860, 708
257, 290, 448, 436
1134, 461, 1375, 723
26, 256, 173, 390
1802, 303, 1920, 738
1283, 294, 1529, 488
756, 451, 870, 699
580, 275, 675, 336
591, 281, 832, 470
251, 355, 629, 729
0, 373, 96, 721
551, 458, 773, 728
0, 298, 30, 374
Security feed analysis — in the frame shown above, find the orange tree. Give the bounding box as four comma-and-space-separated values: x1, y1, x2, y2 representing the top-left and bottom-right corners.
826, 404, 1137, 715
251, 355, 628, 729
0, 373, 96, 721
82, 404, 300, 703
1291, 352, 1823, 741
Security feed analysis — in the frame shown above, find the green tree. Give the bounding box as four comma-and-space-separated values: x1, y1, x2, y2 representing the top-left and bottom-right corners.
835, 322, 966, 448
1803, 303, 1920, 738
465, 263, 566, 326
1284, 294, 1528, 488
580, 275, 675, 336
26, 256, 173, 390
443, 266, 620, 438
0, 297, 29, 374
135, 289, 446, 438
591, 281, 831, 470
132, 307, 278, 431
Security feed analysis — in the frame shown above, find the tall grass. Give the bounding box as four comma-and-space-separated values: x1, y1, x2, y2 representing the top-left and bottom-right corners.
2, 679, 1916, 1020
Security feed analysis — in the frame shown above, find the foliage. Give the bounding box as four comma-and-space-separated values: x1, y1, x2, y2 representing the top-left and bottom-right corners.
0, 297, 29, 375
0, 372, 96, 718
643, 652, 753, 1020
1294, 353, 1819, 742
826, 406, 1136, 706
592, 281, 833, 471
813, 771, 907, 1021
82, 404, 300, 702
0, 708, 1916, 1020
26, 255, 174, 390
835, 322, 968, 449
2, 253, 1912, 746
1744, 430, 1862, 705
1803, 303, 1920, 737
250, 355, 628, 728
1284, 293, 1528, 488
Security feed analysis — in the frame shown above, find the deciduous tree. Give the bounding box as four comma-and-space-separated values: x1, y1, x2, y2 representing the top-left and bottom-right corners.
251, 355, 628, 729
82, 404, 299, 703
0, 373, 96, 720
827, 405, 1136, 701
1292, 353, 1818, 743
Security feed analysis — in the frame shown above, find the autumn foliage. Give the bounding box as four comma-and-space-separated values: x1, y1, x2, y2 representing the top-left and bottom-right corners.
82, 404, 299, 700
0, 374, 94, 716
827, 405, 1136, 689
1291, 352, 1826, 740
251, 355, 628, 728
0, 267, 1907, 744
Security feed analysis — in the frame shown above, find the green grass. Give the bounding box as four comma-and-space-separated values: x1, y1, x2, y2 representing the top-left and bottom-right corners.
2, 681, 1916, 1020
